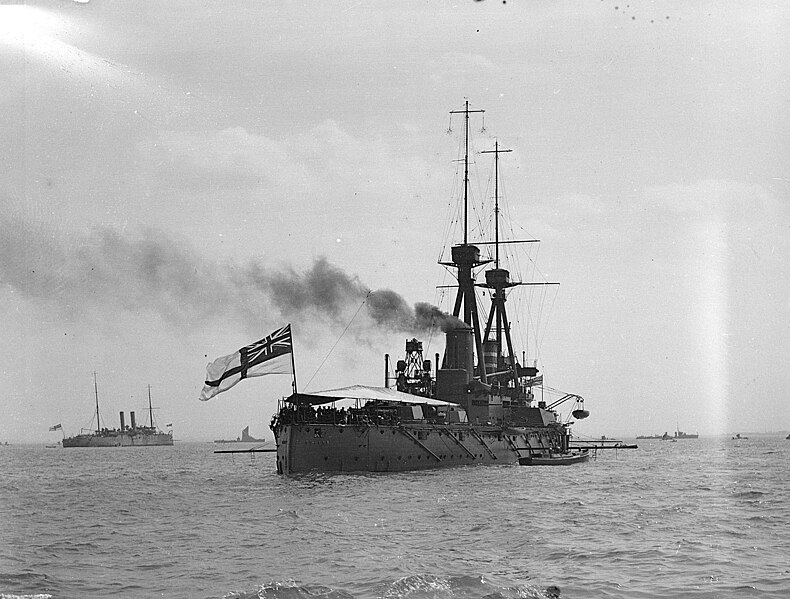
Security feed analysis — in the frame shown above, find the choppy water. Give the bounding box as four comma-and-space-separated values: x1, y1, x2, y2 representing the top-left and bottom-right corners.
2, 436, 789, 599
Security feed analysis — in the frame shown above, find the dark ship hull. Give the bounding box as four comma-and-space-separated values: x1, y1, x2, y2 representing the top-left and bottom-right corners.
272, 400, 570, 475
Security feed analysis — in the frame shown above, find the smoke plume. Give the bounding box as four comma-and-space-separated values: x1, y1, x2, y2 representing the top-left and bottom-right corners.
0, 216, 463, 337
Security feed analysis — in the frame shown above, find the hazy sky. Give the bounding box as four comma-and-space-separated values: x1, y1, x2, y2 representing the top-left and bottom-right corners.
2, 0, 788, 443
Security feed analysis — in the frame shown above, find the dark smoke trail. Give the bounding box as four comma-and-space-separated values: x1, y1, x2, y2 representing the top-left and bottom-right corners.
0, 216, 461, 336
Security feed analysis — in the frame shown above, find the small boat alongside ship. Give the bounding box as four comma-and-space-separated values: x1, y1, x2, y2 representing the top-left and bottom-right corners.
263, 102, 592, 474
519, 450, 590, 466
63, 375, 173, 448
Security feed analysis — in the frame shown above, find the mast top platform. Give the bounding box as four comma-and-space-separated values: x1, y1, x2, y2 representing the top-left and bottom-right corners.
485, 268, 511, 287
451, 244, 481, 265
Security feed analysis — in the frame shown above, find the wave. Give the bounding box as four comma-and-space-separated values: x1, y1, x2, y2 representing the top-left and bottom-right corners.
219, 575, 563, 599
0, 572, 55, 599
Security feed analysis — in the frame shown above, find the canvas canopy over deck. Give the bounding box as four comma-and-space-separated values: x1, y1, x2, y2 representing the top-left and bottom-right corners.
285, 385, 456, 407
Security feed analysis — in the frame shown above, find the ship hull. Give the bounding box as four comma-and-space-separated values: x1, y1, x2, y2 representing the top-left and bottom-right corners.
274, 422, 566, 475
62, 432, 173, 447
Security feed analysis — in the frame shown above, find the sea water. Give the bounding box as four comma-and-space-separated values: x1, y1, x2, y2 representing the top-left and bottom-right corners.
1, 436, 789, 599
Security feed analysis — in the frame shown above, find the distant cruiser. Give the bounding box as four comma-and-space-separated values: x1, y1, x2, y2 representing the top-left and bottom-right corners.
62, 375, 173, 448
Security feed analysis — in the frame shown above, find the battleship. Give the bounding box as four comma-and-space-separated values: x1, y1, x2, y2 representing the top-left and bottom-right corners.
63, 376, 173, 447
267, 102, 590, 474
214, 426, 265, 444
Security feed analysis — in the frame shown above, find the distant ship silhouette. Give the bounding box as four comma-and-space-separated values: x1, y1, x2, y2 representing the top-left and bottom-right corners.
214, 426, 264, 444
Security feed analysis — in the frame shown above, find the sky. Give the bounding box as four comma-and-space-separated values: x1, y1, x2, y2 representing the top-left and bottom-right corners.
1, 0, 788, 443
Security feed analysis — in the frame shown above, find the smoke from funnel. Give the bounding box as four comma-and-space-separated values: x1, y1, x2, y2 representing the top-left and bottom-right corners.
0, 216, 461, 336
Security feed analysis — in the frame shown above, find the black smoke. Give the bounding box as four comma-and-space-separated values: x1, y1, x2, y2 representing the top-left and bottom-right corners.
0, 216, 462, 336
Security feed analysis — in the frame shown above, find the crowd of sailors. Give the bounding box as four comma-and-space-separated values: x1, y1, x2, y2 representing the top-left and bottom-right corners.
273, 402, 444, 427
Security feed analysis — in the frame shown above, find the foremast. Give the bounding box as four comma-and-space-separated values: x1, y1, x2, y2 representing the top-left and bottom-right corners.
443, 101, 490, 383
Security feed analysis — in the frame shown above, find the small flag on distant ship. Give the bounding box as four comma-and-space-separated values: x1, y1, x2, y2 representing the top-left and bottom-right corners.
199, 324, 295, 401
49, 423, 62, 431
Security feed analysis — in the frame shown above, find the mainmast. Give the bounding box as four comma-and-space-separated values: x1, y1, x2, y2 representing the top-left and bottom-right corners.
480, 141, 518, 380
478, 141, 559, 394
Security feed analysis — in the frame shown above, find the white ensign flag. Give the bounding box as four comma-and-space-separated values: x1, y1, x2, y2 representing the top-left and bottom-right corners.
199, 324, 292, 401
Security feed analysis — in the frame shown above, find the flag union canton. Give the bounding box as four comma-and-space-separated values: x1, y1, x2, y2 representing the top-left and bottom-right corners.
240, 325, 292, 378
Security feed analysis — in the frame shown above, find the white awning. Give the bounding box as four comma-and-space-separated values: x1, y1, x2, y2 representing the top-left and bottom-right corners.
291, 385, 456, 406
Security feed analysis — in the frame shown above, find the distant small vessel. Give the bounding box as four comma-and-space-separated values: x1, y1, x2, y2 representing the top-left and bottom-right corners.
660, 428, 698, 440
63, 375, 173, 448
786, 433, 789, 440
214, 426, 264, 444
636, 433, 665, 439
732, 433, 748, 440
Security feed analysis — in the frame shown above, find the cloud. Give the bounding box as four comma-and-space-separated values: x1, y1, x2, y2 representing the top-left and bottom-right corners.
140, 127, 305, 191
427, 52, 501, 88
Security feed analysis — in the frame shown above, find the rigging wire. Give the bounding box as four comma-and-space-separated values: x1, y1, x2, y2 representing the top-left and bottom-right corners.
437, 107, 561, 375
303, 291, 371, 392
